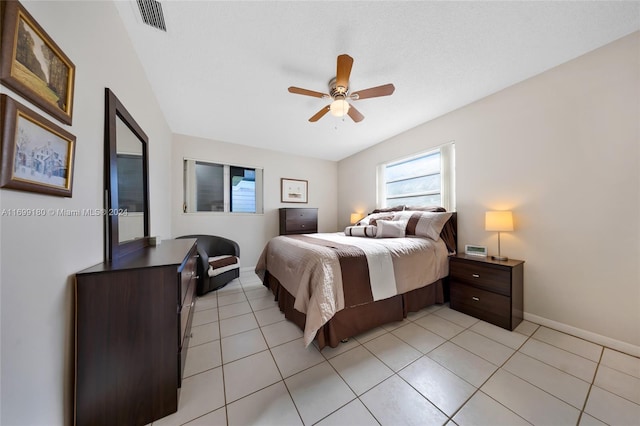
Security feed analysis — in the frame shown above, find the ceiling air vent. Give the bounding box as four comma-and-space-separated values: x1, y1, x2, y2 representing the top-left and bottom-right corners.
137, 0, 167, 32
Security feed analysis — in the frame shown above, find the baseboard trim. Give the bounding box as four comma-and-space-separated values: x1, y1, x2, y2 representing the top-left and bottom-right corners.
524, 312, 640, 358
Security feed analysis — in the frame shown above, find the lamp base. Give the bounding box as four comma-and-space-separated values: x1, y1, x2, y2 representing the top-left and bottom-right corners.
491, 255, 508, 261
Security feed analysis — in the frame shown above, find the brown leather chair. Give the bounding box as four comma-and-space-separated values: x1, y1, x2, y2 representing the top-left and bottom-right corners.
176, 234, 240, 295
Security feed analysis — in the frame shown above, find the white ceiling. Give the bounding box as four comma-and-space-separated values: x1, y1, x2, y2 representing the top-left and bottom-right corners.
114, 1, 639, 161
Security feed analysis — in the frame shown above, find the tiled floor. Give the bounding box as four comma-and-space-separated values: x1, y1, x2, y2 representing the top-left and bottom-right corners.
153, 271, 640, 425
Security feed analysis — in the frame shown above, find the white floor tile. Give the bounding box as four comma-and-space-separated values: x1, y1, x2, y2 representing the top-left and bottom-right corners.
391, 322, 446, 354
434, 307, 480, 328
428, 342, 498, 387
245, 286, 273, 300
600, 348, 640, 379
353, 326, 388, 344
514, 320, 539, 337
219, 312, 259, 338
223, 350, 281, 403
215, 280, 244, 296
241, 280, 265, 291
285, 362, 356, 425
399, 356, 476, 416
315, 399, 378, 426
578, 412, 608, 426
218, 300, 252, 320
189, 321, 220, 347
319, 338, 361, 359
470, 320, 528, 350
364, 333, 422, 372
261, 319, 304, 347
221, 328, 268, 363
519, 339, 598, 383
217, 291, 248, 307
254, 305, 286, 327
154, 368, 225, 426
183, 340, 222, 378
451, 330, 515, 366
453, 391, 530, 426
183, 407, 226, 425
329, 345, 394, 395
360, 375, 448, 426
414, 314, 465, 339
584, 385, 640, 425
481, 369, 580, 425
532, 327, 603, 362
381, 319, 411, 332
194, 294, 218, 312
503, 352, 590, 409
271, 337, 325, 378
594, 364, 640, 404
248, 294, 278, 312
226, 381, 302, 426
406, 304, 444, 322
191, 308, 218, 327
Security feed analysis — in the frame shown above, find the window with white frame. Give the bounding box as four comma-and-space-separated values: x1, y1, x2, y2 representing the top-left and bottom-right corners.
377, 142, 455, 211
183, 159, 263, 213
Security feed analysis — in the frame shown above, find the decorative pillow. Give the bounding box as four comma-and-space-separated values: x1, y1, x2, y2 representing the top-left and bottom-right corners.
207, 255, 240, 277
404, 205, 446, 212
375, 219, 406, 238
357, 212, 395, 226
371, 205, 405, 214
344, 225, 377, 238
369, 215, 393, 226
398, 211, 452, 241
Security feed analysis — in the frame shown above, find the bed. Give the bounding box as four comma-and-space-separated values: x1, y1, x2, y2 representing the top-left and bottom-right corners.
255, 207, 457, 349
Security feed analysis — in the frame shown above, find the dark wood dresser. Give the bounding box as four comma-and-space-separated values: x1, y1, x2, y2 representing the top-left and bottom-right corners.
279, 208, 318, 235
75, 238, 198, 426
449, 254, 524, 330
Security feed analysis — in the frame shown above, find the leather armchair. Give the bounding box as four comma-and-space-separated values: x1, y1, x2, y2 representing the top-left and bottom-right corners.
176, 234, 240, 295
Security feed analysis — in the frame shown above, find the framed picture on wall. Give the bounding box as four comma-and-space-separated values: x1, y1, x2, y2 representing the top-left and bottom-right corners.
281, 178, 308, 203
0, 94, 76, 197
0, 0, 76, 125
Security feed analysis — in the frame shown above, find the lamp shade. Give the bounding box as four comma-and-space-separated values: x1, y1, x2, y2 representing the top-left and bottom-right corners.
350, 212, 364, 225
485, 211, 514, 232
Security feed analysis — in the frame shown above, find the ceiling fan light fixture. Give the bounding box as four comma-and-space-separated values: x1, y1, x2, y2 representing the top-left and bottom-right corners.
330, 99, 350, 117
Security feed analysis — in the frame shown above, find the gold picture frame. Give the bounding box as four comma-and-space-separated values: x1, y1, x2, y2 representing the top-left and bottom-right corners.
0, 94, 76, 197
0, 0, 75, 125
281, 178, 308, 203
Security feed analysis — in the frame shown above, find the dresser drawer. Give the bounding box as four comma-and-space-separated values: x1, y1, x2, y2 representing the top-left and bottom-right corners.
450, 282, 511, 329
180, 278, 196, 346
285, 218, 317, 233
280, 208, 318, 235
449, 260, 511, 296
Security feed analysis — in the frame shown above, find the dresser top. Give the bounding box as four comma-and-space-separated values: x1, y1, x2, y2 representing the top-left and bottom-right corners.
77, 238, 196, 274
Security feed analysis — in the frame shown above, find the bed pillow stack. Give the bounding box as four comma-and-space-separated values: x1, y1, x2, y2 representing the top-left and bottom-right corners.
393, 210, 452, 241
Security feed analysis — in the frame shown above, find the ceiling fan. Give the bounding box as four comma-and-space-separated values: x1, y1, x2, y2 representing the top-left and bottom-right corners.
288, 54, 395, 123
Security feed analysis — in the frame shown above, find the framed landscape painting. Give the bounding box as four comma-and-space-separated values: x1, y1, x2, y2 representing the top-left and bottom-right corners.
0, 0, 75, 125
0, 95, 76, 197
281, 178, 308, 203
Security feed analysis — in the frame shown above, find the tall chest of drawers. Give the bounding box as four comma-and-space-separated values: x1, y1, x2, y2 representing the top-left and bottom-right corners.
75, 238, 198, 425
449, 254, 524, 330
279, 208, 318, 235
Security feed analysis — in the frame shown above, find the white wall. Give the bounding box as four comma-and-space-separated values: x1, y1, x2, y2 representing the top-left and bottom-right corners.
0, 1, 172, 424
172, 134, 338, 268
338, 33, 640, 352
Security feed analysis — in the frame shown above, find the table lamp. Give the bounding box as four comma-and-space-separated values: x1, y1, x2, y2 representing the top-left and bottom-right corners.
350, 212, 365, 225
485, 211, 513, 261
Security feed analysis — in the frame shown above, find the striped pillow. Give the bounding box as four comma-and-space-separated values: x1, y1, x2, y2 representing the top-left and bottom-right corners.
344, 225, 377, 238
395, 211, 452, 241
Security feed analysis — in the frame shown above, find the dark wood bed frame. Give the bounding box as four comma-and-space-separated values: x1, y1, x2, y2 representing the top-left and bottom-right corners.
263, 212, 457, 350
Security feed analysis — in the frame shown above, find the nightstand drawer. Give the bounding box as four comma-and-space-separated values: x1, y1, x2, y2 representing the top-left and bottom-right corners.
449, 261, 511, 296
450, 282, 511, 329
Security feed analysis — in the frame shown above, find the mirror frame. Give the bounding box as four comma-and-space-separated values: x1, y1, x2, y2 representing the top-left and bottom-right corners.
105, 88, 150, 261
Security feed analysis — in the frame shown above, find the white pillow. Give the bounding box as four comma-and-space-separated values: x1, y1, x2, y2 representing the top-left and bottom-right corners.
398, 211, 452, 241
375, 220, 406, 238
344, 225, 377, 237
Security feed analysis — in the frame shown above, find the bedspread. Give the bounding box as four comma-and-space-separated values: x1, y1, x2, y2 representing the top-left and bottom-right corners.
255, 233, 449, 346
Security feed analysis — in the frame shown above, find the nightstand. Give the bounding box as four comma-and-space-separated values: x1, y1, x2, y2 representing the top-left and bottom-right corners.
449, 253, 524, 330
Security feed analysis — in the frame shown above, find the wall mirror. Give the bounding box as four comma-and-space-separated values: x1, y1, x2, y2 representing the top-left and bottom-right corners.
105, 88, 150, 261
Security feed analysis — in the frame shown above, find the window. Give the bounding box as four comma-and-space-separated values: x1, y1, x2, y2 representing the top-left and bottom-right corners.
183, 159, 263, 213
378, 142, 455, 211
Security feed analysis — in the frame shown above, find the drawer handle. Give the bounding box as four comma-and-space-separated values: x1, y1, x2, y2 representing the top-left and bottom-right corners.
472, 296, 480, 301
472, 274, 480, 278
195, 275, 200, 279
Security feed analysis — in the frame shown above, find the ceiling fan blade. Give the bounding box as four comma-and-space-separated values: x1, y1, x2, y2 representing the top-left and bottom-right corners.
347, 104, 364, 123
309, 105, 330, 122
288, 86, 329, 98
351, 83, 395, 100
335, 54, 354, 90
